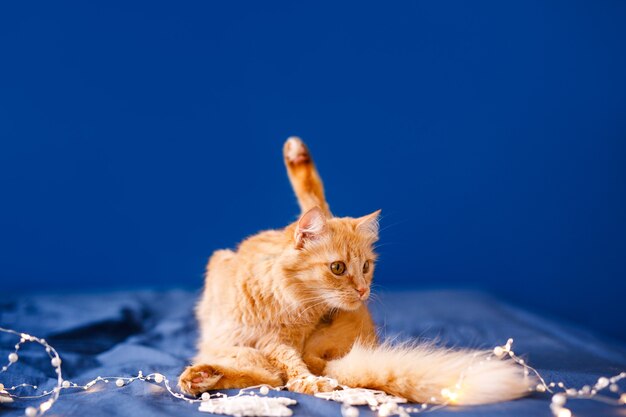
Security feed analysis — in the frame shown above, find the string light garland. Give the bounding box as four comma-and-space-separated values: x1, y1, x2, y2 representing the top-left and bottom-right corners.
0, 327, 63, 417
1, 327, 625, 417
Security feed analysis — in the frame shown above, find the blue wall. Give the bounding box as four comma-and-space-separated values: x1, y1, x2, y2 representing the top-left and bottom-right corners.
1, 2, 625, 341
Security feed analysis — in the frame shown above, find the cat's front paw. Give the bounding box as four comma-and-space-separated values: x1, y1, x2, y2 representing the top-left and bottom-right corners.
178, 364, 223, 396
286, 375, 339, 395
283, 137, 311, 165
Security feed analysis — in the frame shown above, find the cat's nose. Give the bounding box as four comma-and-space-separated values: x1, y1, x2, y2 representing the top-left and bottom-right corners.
356, 287, 367, 298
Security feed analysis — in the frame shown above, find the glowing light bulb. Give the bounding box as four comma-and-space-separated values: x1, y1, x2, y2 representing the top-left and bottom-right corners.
596, 377, 609, 388
115, 379, 124, 387
378, 404, 391, 416
341, 405, 359, 417
557, 408, 572, 417
493, 346, 504, 357
51, 357, 61, 368
440, 388, 459, 403
8, 353, 18, 363
25, 406, 37, 417
259, 386, 270, 395
39, 400, 52, 412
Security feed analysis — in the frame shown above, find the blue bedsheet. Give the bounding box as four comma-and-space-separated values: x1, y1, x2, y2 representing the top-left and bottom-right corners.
1, 289, 625, 417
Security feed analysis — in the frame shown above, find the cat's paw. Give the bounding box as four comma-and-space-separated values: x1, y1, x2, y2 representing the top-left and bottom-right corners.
178, 364, 223, 396
283, 137, 311, 165
286, 375, 339, 395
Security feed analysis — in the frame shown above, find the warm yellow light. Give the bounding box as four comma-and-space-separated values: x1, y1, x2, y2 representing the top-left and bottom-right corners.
440, 388, 459, 403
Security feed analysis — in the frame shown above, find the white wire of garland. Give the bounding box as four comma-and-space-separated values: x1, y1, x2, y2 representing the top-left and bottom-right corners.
1, 326, 625, 417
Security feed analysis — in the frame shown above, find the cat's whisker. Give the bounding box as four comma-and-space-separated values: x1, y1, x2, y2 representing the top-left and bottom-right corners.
377, 219, 407, 233
372, 241, 399, 250
368, 292, 383, 305
296, 301, 328, 320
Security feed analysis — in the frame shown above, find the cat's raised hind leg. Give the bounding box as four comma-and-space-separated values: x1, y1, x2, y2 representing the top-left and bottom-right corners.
178, 346, 284, 396
283, 137, 331, 217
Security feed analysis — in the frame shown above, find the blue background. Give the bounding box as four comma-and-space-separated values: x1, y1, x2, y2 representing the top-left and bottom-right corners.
1, 2, 625, 341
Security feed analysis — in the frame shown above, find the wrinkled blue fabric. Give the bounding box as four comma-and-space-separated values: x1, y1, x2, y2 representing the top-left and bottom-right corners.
1, 290, 625, 417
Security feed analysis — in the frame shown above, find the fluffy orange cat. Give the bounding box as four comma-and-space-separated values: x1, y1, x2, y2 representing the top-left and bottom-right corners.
178, 137, 532, 405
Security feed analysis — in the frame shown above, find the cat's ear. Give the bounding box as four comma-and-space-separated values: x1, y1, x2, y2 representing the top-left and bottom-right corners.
355, 209, 381, 241
294, 206, 327, 249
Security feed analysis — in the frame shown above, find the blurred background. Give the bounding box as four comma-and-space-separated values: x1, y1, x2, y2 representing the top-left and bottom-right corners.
1, 2, 624, 341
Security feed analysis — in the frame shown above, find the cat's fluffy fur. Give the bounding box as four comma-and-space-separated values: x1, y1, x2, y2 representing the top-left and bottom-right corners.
178, 137, 532, 404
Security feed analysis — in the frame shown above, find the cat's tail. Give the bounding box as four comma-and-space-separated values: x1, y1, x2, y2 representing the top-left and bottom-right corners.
324, 341, 534, 405
283, 137, 331, 217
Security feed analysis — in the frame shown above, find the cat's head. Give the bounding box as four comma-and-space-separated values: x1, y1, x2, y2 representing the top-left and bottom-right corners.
283, 206, 380, 311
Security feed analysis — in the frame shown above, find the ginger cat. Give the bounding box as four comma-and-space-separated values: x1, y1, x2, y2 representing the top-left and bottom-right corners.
179, 137, 532, 405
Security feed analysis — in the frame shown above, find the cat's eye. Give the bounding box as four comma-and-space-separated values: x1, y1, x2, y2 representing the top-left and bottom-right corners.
363, 260, 370, 273
330, 261, 346, 276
